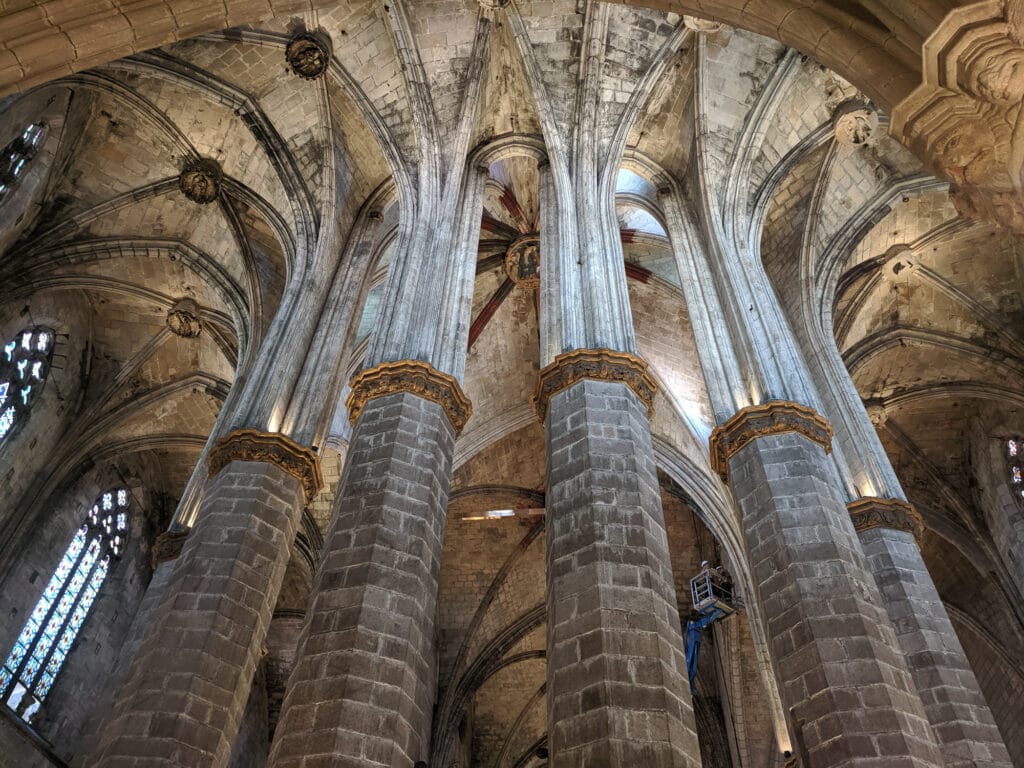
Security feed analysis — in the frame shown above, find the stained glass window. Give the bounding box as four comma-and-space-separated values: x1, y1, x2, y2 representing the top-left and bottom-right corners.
1009, 440, 1024, 504
0, 123, 46, 204
1, 488, 130, 721
0, 327, 54, 444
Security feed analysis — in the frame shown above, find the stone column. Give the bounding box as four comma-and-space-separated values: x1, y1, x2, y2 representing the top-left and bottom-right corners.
663, 175, 948, 766
267, 363, 470, 767
72, 530, 190, 767
848, 498, 1012, 768
710, 404, 942, 768
536, 351, 701, 767
86, 432, 322, 768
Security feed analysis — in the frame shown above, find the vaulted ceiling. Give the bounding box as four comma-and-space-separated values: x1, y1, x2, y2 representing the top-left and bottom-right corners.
1, 1, 1022, 765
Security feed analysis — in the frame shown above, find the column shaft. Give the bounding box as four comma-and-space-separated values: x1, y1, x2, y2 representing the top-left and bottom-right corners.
267, 392, 455, 768
545, 379, 701, 767
858, 525, 1012, 768
73, 555, 178, 767
88, 461, 306, 767
727, 432, 941, 768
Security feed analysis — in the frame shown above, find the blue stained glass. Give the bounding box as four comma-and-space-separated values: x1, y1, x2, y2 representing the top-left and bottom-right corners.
0, 382, 7, 405
5, 529, 86, 673
22, 656, 40, 682
37, 559, 107, 699
2, 342, 13, 362
3, 489, 126, 704
35, 672, 54, 698
16, 360, 26, 378
7, 643, 27, 669
0, 407, 15, 438
20, 386, 30, 405
24, 541, 99, 687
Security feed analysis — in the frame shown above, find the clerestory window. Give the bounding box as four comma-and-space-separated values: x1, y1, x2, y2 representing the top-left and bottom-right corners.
0, 123, 47, 204
0, 488, 130, 721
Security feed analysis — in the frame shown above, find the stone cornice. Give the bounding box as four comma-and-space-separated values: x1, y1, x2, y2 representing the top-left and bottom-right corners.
346, 360, 473, 435
533, 348, 657, 422
151, 528, 190, 569
847, 497, 924, 543
207, 428, 324, 504
709, 400, 833, 482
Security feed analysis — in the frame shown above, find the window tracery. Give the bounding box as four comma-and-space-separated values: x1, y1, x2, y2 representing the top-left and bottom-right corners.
0, 487, 130, 721
0, 327, 55, 443
0, 123, 46, 203
1008, 439, 1024, 504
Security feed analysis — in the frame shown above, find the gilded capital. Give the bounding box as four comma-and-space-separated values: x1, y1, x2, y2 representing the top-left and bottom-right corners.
709, 400, 833, 482
346, 359, 473, 435
847, 497, 924, 544
533, 348, 657, 422
151, 528, 190, 569
207, 428, 324, 504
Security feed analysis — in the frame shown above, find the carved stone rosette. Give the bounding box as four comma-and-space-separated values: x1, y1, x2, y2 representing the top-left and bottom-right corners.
151, 527, 190, 569
709, 400, 833, 482
179, 158, 222, 204
847, 497, 924, 544
346, 360, 473, 435
533, 348, 657, 422
207, 428, 324, 504
166, 297, 202, 338
285, 33, 330, 80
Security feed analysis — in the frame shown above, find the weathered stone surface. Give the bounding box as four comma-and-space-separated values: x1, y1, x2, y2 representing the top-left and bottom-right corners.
87, 461, 305, 768
858, 525, 1012, 768
268, 391, 456, 768
728, 431, 943, 768
545, 378, 701, 767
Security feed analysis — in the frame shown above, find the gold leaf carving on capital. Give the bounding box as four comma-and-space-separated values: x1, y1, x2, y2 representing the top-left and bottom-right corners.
709, 401, 833, 482
207, 429, 324, 504
847, 497, 925, 544
345, 360, 473, 435
532, 348, 658, 422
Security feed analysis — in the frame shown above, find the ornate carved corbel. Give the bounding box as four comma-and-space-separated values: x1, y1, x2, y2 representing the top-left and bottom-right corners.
151, 527, 190, 569
346, 360, 473, 435
207, 429, 324, 504
892, 0, 1024, 233
533, 348, 657, 422
709, 401, 833, 482
847, 497, 925, 544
